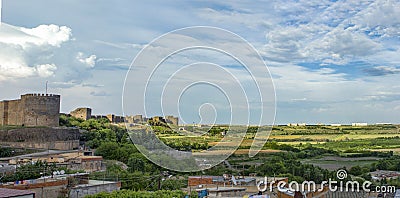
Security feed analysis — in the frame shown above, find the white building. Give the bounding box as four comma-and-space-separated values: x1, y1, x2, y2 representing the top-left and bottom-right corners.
352, 123, 368, 126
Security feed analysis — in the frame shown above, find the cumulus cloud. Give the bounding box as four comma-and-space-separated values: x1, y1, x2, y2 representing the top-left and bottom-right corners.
77, 52, 97, 68
0, 23, 71, 81
351, 0, 400, 38
255, 0, 398, 65
0, 21, 99, 84
0, 24, 72, 47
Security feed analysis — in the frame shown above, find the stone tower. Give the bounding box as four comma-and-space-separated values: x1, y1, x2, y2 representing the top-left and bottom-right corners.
0, 94, 60, 127
70, 107, 92, 120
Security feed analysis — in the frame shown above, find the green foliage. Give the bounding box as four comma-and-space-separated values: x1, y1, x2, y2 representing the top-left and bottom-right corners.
1, 161, 60, 182
320, 137, 400, 152
90, 163, 186, 191
95, 142, 139, 164
374, 156, 400, 171
0, 147, 13, 157
60, 114, 128, 149
161, 138, 209, 151
207, 126, 227, 136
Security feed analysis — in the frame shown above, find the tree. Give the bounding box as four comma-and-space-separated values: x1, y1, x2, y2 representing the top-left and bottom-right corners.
349, 166, 363, 176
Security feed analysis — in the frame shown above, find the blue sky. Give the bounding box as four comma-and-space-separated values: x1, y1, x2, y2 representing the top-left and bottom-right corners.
0, 0, 399, 125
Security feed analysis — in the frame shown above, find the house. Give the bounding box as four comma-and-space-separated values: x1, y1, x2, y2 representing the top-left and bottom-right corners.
8, 151, 104, 173
352, 123, 368, 126
0, 173, 120, 198
69, 180, 121, 198
196, 187, 247, 197
0, 188, 35, 198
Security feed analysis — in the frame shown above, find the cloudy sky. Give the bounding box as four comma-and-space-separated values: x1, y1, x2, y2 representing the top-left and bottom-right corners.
1, 0, 399, 125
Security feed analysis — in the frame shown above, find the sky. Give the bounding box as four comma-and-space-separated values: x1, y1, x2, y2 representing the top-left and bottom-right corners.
0, 0, 399, 125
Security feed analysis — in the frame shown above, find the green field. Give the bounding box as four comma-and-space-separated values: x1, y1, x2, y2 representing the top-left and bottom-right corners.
153, 124, 400, 174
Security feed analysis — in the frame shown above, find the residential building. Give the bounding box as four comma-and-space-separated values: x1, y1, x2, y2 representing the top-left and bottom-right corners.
0, 188, 35, 198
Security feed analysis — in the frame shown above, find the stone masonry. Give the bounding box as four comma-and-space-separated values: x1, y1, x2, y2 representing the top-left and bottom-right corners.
0, 94, 60, 127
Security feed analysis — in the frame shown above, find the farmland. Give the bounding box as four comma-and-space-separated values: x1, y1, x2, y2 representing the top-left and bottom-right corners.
149, 124, 400, 177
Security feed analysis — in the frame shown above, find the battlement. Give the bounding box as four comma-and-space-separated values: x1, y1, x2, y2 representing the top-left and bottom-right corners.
0, 93, 61, 127
21, 93, 60, 98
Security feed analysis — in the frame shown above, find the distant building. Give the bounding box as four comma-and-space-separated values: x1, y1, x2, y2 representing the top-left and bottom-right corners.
370, 170, 400, 181
165, 115, 179, 125
125, 115, 145, 124
133, 115, 144, 123
376, 123, 392, 125
0, 94, 60, 127
195, 187, 246, 197
0, 163, 16, 175
0, 173, 120, 198
188, 176, 257, 187
91, 115, 107, 120
69, 180, 121, 198
106, 114, 124, 123
89, 113, 178, 126
330, 124, 342, 127
287, 123, 306, 127
8, 151, 104, 173
352, 123, 368, 126
150, 116, 166, 124
70, 108, 92, 120
0, 188, 35, 198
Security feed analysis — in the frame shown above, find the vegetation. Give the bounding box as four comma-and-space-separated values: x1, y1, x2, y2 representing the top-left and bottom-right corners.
58, 116, 400, 195
1, 161, 60, 182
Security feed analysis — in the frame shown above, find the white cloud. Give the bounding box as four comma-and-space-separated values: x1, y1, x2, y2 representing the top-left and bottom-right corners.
77, 52, 97, 68
351, 0, 400, 38
0, 23, 72, 81
0, 23, 71, 47
253, 0, 399, 65
196, 8, 273, 30
36, 64, 57, 77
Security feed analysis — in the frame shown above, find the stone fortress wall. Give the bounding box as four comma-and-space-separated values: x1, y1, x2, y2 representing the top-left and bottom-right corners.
70, 107, 92, 121
0, 94, 60, 127
0, 93, 79, 150
69, 108, 179, 125
0, 127, 80, 150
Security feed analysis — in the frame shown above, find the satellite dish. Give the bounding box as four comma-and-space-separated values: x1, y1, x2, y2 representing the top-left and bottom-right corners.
53, 171, 57, 175
60, 170, 65, 175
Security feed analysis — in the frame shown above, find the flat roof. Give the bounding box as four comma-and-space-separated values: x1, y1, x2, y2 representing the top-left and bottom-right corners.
73, 180, 119, 188
0, 188, 35, 198
196, 187, 246, 192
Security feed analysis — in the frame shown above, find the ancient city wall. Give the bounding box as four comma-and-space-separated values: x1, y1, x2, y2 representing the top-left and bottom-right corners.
0, 127, 80, 150
70, 108, 92, 121
0, 101, 4, 125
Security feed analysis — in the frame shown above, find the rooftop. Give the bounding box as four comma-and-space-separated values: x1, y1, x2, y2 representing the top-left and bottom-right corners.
196, 187, 246, 192
0, 188, 35, 198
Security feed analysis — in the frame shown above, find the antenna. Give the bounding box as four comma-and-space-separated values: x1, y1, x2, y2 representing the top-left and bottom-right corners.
0, 0, 2, 24
46, 81, 48, 94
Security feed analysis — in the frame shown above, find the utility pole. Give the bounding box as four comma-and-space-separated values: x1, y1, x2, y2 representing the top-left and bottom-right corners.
45, 81, 48, 95
158, 173, 161, 190
0, 0, 2, 24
